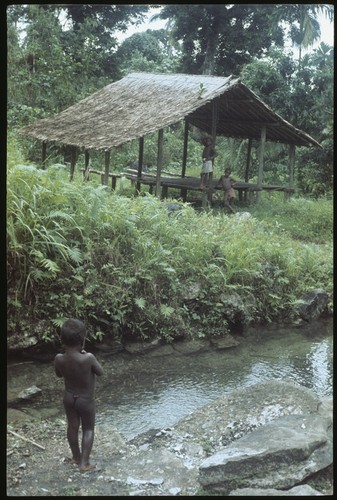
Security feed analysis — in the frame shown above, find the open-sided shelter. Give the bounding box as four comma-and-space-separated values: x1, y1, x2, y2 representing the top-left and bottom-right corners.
19, 72, 321, 200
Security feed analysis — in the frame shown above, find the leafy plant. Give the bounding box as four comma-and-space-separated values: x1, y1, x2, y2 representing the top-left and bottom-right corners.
7, 151, 332, 346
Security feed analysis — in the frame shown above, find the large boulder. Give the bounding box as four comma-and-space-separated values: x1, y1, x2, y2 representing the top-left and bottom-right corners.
198, 413, 332, 494
296, 289, 330, 322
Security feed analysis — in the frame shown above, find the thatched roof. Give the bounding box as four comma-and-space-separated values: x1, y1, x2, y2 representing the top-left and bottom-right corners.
19, 72, 321, 150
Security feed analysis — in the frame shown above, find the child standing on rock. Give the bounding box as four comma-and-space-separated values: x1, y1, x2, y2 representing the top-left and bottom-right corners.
54, 318, 103, 472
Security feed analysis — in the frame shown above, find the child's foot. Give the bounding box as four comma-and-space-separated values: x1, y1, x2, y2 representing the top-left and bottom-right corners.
63, 457, 80, 465
79, 463, 96, 473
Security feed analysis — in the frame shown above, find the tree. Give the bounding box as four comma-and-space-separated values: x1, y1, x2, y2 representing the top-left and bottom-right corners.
115, 29, 180, 75
241, 43, 334, 195
155, 4, 334, 75
156, 4, 286, 75
6, 4, 151, 128
268, 4, 334, 62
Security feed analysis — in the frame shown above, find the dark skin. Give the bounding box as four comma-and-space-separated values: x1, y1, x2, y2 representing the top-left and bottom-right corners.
54, 342, 103, 472
218, 168, 236, 214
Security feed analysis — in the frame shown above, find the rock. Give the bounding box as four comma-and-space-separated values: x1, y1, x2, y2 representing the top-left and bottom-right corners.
235, 212, 252, 221
165, 202, 183, 214
17, 385, 42, 400
123, 338, 162, 354
172, 338, 210, 354
8, 385, 42, 407
219, 291, 256, 329
210, 334, 240, 349
6, 381, 333, 496
147, 344, 175, 357
297, 289, 329, 322
183, 282, 202, 301
198, 413, 332, 494
104, 447, 199, 496
228, 484, 324, 495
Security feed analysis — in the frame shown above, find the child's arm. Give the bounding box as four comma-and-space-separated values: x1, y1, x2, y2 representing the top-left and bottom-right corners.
88, 353, 104, 376
54, 354, 63, 378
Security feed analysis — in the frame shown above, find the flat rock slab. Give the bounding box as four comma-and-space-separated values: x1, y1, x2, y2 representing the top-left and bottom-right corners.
228, 484, 324, 495
199, 413, 332, 493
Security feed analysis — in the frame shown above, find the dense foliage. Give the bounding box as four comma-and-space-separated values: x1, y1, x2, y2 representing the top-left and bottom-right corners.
7, 162, 332, 347
6, 5, 333, 348
7, 4, 334, 194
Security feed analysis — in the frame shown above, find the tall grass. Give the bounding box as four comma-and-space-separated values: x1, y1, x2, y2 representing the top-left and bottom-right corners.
248, 192, 333, 244
7, 161, 333, 346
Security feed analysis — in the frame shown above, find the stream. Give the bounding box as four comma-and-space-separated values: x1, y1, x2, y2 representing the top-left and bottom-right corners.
7, 318, 333, 442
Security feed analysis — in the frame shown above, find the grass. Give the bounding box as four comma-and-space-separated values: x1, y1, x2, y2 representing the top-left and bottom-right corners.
7, 160, 333, 345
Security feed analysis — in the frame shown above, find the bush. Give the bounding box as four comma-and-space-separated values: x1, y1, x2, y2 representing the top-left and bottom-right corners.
7, 159, 333, 347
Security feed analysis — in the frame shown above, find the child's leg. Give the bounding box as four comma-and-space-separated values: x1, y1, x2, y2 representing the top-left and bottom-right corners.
226, 200, 235, 213
80, 429, 95, 470
64, 402, 81, 463
224, 194, 235, 214
77, 399, 96, 471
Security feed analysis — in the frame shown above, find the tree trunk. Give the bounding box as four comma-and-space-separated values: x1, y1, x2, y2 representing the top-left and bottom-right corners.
202, 20, 221, 75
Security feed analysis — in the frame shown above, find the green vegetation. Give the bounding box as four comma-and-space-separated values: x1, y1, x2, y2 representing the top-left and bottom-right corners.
6, 5, 333, 349
7, 158, 332, 348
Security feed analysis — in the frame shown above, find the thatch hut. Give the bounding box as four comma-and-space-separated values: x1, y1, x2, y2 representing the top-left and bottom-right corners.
19, 72, 321, 201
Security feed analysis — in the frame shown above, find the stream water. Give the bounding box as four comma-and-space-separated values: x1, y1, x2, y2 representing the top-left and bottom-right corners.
7, 318, 333, 442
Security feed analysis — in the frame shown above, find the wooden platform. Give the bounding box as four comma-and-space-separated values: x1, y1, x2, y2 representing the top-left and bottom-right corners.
122, 172, 294, 202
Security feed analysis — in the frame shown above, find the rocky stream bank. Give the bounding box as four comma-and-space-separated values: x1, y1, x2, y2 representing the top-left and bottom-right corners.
7, 379, 333, 496
7, 292, 332, 496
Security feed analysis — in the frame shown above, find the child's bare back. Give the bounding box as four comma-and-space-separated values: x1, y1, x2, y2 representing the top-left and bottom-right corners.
55, 349, 102, 400
54, 319, 103, 472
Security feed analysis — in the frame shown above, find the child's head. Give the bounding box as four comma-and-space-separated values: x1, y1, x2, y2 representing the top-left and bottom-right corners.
60, 319, 86, 346
203, 136, 212, 146
225, 168, 231, 175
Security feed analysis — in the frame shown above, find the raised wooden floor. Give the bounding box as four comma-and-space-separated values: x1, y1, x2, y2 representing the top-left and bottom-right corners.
123, 172, 294, 202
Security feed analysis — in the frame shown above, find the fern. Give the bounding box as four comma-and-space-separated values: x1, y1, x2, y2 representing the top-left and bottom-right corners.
135, 297, 146, 309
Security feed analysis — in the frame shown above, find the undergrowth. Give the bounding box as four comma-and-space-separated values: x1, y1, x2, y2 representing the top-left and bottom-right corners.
7, 162, 333, 346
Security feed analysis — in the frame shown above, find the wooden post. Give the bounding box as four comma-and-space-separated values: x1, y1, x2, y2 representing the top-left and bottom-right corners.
208, 99, 218, 204
111, 175, 117, 190
41, 141, 47, 170
104, 150, 110, 185
243, 138, 252, 202
83, 150, 90, 181
180, 120, 189, 200
156, 128, 164, 198
136, 137, 144, 194
182, 120, 189, 178
256, 125, 266, 203
70, 146, 77, 181
286, 144, 295, 201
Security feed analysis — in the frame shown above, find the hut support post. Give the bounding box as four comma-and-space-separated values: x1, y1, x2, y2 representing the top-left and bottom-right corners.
287, 144, 295, 201
70, 146, 77, 181
104, 150, 110, 185
257, 125, 266, 203
180, 120, 189, 201
243, 138, 252, 202
136, 137, 144, 194
83, 150, 90, 181
156, 128, 164, 198
41, 141, 47, 170
207, 99, 218, 205
182, 120, 189, 179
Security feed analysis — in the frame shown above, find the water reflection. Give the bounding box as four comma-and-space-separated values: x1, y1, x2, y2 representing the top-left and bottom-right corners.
7, 319, 333, 442
96, 321, 332, 440
306, 340, 333, 396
